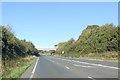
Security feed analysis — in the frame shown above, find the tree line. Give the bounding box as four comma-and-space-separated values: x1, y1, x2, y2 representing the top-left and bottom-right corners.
55, 24, 119, 57
1, 26, 40, 62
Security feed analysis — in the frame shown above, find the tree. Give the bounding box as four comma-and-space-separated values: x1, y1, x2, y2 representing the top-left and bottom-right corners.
1, 26, 40, 62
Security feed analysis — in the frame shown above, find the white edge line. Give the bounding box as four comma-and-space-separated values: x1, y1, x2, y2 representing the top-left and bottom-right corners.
32, 57, 39, 74
97, 65, 120, 69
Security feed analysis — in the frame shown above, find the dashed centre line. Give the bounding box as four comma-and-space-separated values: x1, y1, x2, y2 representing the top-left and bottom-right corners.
73, 64, 94, 68
65, 66, 70, 69
56, 63, 59, 65
88, 76, 96, 80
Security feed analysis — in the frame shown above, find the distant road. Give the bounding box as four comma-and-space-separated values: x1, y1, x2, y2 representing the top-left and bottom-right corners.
21, 55, 119, 79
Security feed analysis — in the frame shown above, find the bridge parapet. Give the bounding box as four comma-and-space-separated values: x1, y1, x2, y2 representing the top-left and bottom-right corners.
37, 48, 56, 51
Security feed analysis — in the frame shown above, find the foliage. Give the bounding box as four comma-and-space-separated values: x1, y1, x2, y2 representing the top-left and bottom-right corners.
1, 26, 40, 61
56, 38, 75, 55
55, 24, 118, 58
49, 50, 56, 55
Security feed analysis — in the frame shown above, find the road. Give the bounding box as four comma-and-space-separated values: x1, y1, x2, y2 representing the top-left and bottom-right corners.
21, 55, 119, 79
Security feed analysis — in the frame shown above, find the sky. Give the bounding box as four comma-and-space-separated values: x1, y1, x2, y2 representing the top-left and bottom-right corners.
2, 2, 118, 48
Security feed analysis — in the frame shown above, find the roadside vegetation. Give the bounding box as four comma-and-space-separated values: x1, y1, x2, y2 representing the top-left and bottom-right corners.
0, 26, 40, 79
2, 56, 36, 79
0, 59, 2, 80
54, 24, 119, 60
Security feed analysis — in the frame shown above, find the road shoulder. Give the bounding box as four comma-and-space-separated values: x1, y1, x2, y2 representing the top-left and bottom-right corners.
20, 58, 38, 78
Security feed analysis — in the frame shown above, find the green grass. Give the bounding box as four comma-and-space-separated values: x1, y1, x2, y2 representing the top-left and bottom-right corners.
0, 60, 2, 80
2, 56, 37, 79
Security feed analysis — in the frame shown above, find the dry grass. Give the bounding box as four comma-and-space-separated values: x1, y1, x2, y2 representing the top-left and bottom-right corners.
79, 51, 118, 60
2, 56, 37, 78
61, 51, 118, 61
0, 60, 2, 79
23, 56, 36, 61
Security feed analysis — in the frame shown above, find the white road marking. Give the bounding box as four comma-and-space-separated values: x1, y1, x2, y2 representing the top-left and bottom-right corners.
80, 58, 117, 62
29, 58, 39, 79
88, 76, 96, 80
65, 66, 70, 69
97, 64, 119, 69
88, 76, 92, 79
32, 58, 39, 74
51, 57, 119, 69
30, 74, 33, 79
56, 63, 59, 64
60, 59, 119, 70
61, 59, 72, 62
60, 57, 117, 62
73, 64, 94, 68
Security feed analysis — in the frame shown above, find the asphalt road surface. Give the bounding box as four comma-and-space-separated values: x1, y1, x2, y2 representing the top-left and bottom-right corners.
21, 55, 119, 79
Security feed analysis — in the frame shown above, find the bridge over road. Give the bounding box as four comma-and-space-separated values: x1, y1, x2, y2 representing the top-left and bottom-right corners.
37, 47, 57, 51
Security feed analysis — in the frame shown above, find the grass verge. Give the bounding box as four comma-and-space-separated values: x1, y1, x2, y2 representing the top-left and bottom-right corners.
61, 51, 118, 61
79, 51, 118, 61
0, 60, 2, 80
2, 56, 37, 79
